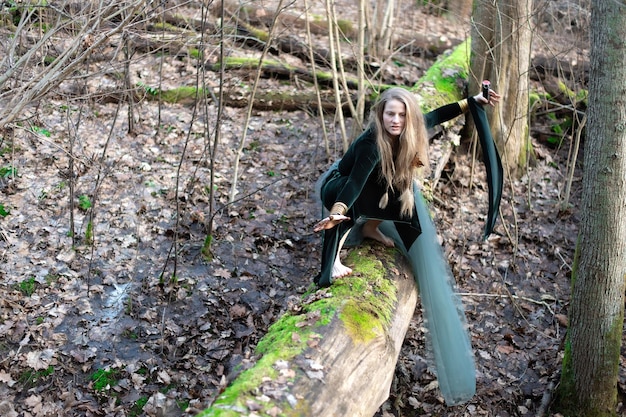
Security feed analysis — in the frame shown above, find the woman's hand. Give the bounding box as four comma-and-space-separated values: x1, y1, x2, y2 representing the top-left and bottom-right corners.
313, 214, 350, 232
474, 89, 501, 106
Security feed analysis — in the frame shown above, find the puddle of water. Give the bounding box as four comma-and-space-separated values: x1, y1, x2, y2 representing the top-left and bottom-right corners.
101, 282, 133, 323
55, 279, 153, 366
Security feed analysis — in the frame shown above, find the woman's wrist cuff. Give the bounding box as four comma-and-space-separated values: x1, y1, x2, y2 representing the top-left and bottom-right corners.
458, 98, 469, 113
330, 202, 348, 216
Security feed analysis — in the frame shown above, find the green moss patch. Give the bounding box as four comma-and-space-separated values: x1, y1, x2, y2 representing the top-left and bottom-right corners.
199, 302, 325, 416
159, 86, 202, 104
413, 39, 470, 112
335, 247, 397, 342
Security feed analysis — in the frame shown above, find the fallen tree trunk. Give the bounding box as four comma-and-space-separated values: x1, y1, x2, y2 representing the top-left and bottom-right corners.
199, 245, 418, 417
530, 55, 589, 85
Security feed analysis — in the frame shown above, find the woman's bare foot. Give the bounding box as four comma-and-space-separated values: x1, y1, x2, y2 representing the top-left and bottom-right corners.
332, 260, 353, 279
362, 220, 395, 247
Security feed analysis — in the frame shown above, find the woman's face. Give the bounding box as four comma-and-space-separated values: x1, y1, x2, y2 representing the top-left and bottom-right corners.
382, 98, 406, 138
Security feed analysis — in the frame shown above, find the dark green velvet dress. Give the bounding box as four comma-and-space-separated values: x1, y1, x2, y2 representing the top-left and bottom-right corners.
316, 96, 502, 288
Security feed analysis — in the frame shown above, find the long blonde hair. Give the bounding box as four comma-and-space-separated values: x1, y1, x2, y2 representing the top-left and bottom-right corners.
368, 87, 429, 218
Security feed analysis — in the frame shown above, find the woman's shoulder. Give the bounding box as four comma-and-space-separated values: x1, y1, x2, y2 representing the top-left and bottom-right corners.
344, 128, 379, 164
352, 127, 377, 146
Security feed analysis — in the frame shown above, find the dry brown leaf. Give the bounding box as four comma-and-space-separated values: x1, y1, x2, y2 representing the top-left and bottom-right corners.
214, 268, 231, 278
229, 304, 248, 319
157, 369, 171, 385
496, 344, 515, 355
0, 371, 16, 387
25, 349, 56, 370
69, 347, 97, 363
0, 400, 18, 417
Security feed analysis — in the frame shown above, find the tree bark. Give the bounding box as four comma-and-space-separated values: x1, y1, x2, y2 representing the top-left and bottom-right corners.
555, 1, 626, 415
470, 0, 534, 176
199, 246, 418, 417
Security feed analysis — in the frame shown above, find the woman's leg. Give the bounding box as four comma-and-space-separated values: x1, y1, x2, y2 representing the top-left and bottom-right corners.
332, 227, 353, 278
362, 219, 395, 247
316, 222, 352, 287
316, 173, 355, 287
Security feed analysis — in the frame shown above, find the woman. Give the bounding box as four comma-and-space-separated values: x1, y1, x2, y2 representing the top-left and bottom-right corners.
313, 87, 501, 288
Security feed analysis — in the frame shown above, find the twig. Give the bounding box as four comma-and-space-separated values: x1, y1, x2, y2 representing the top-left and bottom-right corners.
303, 0, 331, 158
85, 101, 121, 290
456, 291, 557, 316
554, 247, 572, 272
203, 0, 223, 242
324, 0, 349, 151
0, 1, 148, 126
228, 0, 287, 203
533, 101, 586, 117
209, 176, 288, 228
561, 112, 585, 210
535, 380, 556, 417
330, 0, 358, 124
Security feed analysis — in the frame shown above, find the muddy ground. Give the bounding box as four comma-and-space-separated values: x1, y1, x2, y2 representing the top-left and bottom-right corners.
1, 1, 623, 416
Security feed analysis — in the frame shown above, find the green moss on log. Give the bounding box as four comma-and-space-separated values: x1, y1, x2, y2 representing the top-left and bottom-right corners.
188, 48, 200, 59
337, 248, 396, 342
529, 91, 550, 110
303, 14, 355, 37
158, 86, 203, 104
150, 21, 189, 33
198, 312, 317, 416
557, 80, 588, 105
413, 39, 470, 112
335, 19, 354, 37
199, 245, 400, 416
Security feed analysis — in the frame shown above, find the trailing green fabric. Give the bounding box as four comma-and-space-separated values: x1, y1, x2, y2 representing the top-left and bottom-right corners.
377, 190, 476, 405
377, 99, 500, 404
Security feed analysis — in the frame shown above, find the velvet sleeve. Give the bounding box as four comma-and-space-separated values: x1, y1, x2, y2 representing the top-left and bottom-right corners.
335, 136, 380, 209
423, 97, 502, 237
424, 102, 465, 129
467, 96, 503, 238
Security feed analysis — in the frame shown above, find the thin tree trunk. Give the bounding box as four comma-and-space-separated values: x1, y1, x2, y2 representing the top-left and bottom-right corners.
304, 0, 331, 158
556, 1, 626, 415
228, 0, 285, 203
324, 0, 349, 151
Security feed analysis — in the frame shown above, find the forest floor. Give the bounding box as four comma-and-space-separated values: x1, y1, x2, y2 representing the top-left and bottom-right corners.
1, 1, 624, 417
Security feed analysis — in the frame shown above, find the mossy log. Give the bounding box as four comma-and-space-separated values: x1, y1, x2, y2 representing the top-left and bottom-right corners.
91, 86, 354, 114
210, 0, 461, 59
199, 245, 418, 417
205, 57, 360, 90
530, 55, 589, 85
210, 0, 357, 38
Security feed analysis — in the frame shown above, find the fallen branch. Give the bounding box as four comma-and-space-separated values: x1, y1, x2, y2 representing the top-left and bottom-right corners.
457, 292, 557, 315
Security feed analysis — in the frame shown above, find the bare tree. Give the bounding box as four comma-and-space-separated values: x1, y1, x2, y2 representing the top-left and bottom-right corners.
470, 0, 534, 176
0, 0, 149, 127
554, 1, 626, 415
228, 0, 287, 202
365, 0, 395, 59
